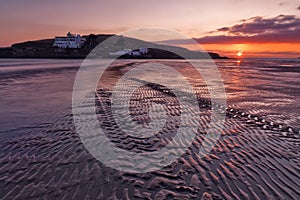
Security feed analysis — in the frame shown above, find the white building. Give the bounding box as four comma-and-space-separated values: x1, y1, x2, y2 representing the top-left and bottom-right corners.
53, 32, 86, 48
109, 49, 132, 56
139, 47, 148, 54
109, 47, 148, 56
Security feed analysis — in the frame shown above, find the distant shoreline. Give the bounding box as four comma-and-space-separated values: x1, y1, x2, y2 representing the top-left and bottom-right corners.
0, 47, 229, 60
0, 34, 229, 60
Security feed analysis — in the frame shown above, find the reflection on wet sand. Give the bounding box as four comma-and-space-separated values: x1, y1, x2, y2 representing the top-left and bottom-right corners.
0, 59, 299, 199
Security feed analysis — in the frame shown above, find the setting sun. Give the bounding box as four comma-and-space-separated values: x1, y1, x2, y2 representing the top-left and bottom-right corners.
237, 51, 243, 57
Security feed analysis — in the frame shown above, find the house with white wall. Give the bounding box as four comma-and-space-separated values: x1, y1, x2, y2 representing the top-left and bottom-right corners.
53, 32, 86, 48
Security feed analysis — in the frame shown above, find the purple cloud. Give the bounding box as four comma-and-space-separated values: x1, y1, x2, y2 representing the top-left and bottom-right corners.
217, 27, 230, 32
222, 15, 300, 36
194, 30, 300, 44
165, 15, 300, 44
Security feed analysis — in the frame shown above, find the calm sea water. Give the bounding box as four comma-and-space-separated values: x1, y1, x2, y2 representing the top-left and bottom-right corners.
0, 58, 299, 143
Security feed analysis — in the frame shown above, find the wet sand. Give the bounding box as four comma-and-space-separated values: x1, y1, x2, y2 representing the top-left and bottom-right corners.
0, 60, 299, 199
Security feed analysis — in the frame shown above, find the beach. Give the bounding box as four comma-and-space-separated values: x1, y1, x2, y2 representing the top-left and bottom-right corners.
0, 58, 299, 199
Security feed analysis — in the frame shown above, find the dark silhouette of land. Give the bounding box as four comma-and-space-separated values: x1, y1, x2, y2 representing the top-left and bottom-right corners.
0, 34, 228, 59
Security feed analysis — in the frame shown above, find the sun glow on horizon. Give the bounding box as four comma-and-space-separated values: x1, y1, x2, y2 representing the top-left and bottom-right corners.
237, 51, 243, 57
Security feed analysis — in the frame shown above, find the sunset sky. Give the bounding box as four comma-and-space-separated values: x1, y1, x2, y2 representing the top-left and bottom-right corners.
0, 0, 299, 58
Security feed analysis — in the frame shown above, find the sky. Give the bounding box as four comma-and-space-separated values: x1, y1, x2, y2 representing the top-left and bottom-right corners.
0, 0, 299, 58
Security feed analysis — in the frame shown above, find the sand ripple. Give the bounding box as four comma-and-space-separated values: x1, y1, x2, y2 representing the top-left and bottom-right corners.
0, 61, 299, 199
